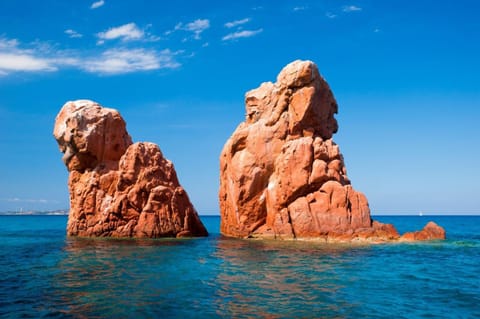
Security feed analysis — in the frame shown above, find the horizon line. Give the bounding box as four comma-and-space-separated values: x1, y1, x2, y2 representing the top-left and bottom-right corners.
1, 212, 479, 217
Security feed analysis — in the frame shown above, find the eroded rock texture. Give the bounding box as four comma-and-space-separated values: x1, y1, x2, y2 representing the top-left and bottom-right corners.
54, 100, 208, 238
219, 60, 445, 242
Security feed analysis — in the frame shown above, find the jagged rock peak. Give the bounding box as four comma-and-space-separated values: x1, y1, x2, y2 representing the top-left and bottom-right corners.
244, 60, 338, 140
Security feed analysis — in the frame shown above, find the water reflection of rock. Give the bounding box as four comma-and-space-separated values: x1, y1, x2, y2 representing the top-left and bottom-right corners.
44, 235, 376, 318
212, 238, 371, 318
49, 237, 212, 318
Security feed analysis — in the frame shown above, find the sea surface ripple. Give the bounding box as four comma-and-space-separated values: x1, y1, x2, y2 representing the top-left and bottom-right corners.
0, 215, 478, 318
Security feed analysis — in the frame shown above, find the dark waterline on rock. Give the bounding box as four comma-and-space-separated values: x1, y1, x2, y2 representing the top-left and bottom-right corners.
0, 215, 479, 318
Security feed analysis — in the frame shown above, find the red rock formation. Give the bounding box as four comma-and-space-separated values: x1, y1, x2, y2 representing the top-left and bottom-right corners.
219, 60, 445, 242
400, 222, 446, 241
54, 100, 208, 238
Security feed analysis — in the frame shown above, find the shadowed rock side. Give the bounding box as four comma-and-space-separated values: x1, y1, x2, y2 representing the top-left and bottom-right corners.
54, 100, 208, 238
219, 60, 445, 242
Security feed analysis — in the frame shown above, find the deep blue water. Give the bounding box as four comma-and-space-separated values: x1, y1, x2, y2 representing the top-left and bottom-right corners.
0, 215, 479, 318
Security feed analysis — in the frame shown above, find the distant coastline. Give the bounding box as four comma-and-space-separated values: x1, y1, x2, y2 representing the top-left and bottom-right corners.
0, 210, 68, 216
0, 210, 478, 216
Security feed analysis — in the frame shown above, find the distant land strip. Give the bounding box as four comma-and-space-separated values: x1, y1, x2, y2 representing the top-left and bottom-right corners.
0, 210, 68, 216
0, 210, 479, 216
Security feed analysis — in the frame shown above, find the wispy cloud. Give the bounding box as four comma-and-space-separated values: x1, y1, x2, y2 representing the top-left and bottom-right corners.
293, 6, 307, 12
64, 29, 83, 38
325, 12, 337, 19
186, 19, 210, 39
97, 23, 144, 44
225, 18, 250, 28
342, 5, 362, 12
0, 38, 19, 49
222, 29, 263, 41
144, 24, 161, 42
0, 37, 179, 76
90, 0, 105, 9
81, 48, 179, 74
174, 19, 210, 40
0, 54, 55, 72
0, 38, 56, 74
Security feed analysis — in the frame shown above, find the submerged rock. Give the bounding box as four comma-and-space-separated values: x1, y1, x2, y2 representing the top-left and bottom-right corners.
219, 60, 445, 242
54, 100, 208, 238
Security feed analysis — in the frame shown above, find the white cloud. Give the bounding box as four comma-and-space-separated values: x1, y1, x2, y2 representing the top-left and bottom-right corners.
174, 19, 210, 40
222, 29, 263, 41
144, 24, 161, 42
325, 12, 337, 19
65, 29, 83, 38
225, 18, 250, 28
81, 48, 179, 74
148, 35, 161, 42
90, 0, 105, 9
53, 56, 81, 67
174, 22, 183, 31
293, 6, 307, 12
0, 37, 180, 76
0, 38, 56, 74
342, 5, 362, 12
0, 53, 55, 72
97, 23, 144, 43
0, 38, 19, 49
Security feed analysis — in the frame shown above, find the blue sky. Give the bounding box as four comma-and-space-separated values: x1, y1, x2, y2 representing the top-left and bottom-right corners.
0, 0, 479, 215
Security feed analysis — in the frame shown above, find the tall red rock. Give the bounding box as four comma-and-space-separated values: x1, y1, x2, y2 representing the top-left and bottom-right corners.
54, 100, 208, 238
219, 60, 445, 242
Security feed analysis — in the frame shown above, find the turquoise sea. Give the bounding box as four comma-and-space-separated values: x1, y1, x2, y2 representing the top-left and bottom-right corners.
0, 215, 478, 318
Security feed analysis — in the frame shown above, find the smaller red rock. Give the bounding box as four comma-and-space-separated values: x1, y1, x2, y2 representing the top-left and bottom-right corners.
401, 222, 446, 241
54, 100, 208, 238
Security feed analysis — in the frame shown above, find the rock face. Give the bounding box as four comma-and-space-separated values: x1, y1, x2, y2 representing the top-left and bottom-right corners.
54, 100, 208, 238
219, 60, 445, 242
